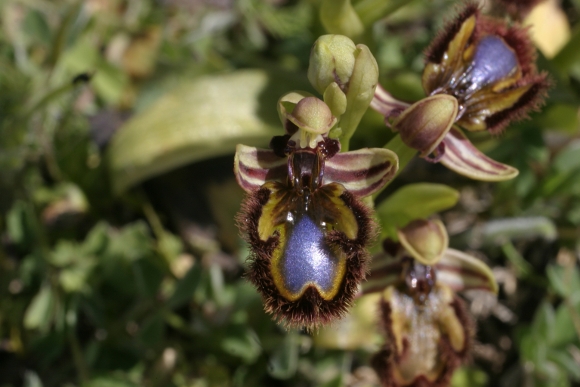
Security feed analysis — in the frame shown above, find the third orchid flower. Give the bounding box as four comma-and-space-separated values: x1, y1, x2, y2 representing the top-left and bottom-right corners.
372, 2, 550, 182
366, 219, 497, 387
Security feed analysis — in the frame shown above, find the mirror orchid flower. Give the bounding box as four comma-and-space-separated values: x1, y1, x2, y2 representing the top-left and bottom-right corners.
235, 94, 398, 328
372, 2, 549, 182
364, 219, 497, 387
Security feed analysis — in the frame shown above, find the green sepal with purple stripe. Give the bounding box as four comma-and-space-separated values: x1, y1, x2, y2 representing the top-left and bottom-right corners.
234, 144, 398, 198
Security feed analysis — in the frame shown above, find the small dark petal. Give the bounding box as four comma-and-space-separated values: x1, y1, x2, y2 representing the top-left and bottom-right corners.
424, 2, 479, 64
285, 120, 299, 135
485, 72, 550, 134
382, 238, 402, 257
424, 142, 446, 164
269, 135, 292, 157
495, 0, 546, 20
320, 137, 341, 159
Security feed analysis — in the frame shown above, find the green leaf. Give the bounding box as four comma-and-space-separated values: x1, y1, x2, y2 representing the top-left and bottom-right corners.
132, 258, 164, 299
375, 183, 459, 239
24, 284, 55, 330
553, 23, 580, 74
106, 221, 153, 262
552, 303, 578, 348
450, 367, 488, 387
6, 200, 39, 249
268, 331, 300, 380
108, 69, 310, 194
221, 328, 262, 364
531, 302, 556, 344
23, 370, 43, 387
547, 349, 580, 380
353, 0, 418, 26
553, 140, 580, 174
23, 10, 52, 46
319, 375, 344, 387
547, 265, 570, 297
82, 376, 139, 387
167, 263, 202, 309
59, 259, 96, 293
138, 314, 165, 349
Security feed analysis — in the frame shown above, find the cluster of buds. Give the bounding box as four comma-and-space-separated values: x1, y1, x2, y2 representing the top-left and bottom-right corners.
235, 35, 398, 328
373, 2, 549, 181
366, 219, 498, 387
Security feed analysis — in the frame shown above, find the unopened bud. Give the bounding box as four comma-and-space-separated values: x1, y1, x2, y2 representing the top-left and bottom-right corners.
397, 219, 449, 266
308, 35, 357, 95
392, 94, 458, 157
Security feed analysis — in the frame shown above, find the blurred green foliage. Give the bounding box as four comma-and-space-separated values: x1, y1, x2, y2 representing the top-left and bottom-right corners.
1, 0, 580, 386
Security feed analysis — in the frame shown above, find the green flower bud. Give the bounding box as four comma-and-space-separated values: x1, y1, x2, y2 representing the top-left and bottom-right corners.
397, 219, 449, 266
392, 94, 458, 157
277, 91, 315, 128
308, 35, 357, 95
287, 97, 336, 135
307, 35, 379, 150
278, 93, 337, 148
323, 82, 347, 117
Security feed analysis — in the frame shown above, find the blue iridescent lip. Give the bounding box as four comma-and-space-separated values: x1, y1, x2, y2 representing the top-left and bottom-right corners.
277, 212, 345, 299
460, 36, 518, 93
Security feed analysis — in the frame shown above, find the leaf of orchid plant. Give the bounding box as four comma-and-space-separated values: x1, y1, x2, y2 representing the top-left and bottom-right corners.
108, 69, 310, 194
438, 127, 519, 182
435, 248, 498, 294
234, 145, 287, 193
324, 148, 399, 197
375, 183, 459, 239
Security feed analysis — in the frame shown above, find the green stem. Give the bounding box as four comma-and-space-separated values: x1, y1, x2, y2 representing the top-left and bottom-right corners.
67, 310, 90, 384
372, 134, 416, 199
500, 241, 547, 286
354, 0, 417, 26
553, 23, 580, 74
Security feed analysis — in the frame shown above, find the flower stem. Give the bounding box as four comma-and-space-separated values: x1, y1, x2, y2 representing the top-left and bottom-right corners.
372, 134, 416, 199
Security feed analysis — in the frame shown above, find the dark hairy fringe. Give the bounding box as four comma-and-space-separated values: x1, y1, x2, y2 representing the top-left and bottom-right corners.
424, 2, 480, 64
495, 0, 546, 21
486, 72, 551, 134
237, 187, 376, 329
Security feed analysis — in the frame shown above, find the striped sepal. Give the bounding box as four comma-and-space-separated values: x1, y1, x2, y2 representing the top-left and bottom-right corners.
439, 127, 518, 182
234, 144, 287, 193
362, 253, 404, 295
324, 148, 399, 197
370, 84, 410, 118
435, 248, 498, 294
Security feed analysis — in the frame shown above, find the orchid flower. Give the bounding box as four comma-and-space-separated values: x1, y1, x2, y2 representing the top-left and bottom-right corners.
235, 50, 398, 327
364, 219, 497, 387
373, 3, 549, 182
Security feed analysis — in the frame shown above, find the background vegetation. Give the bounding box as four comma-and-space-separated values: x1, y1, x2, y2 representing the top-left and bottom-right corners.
1, 0, 580, 386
